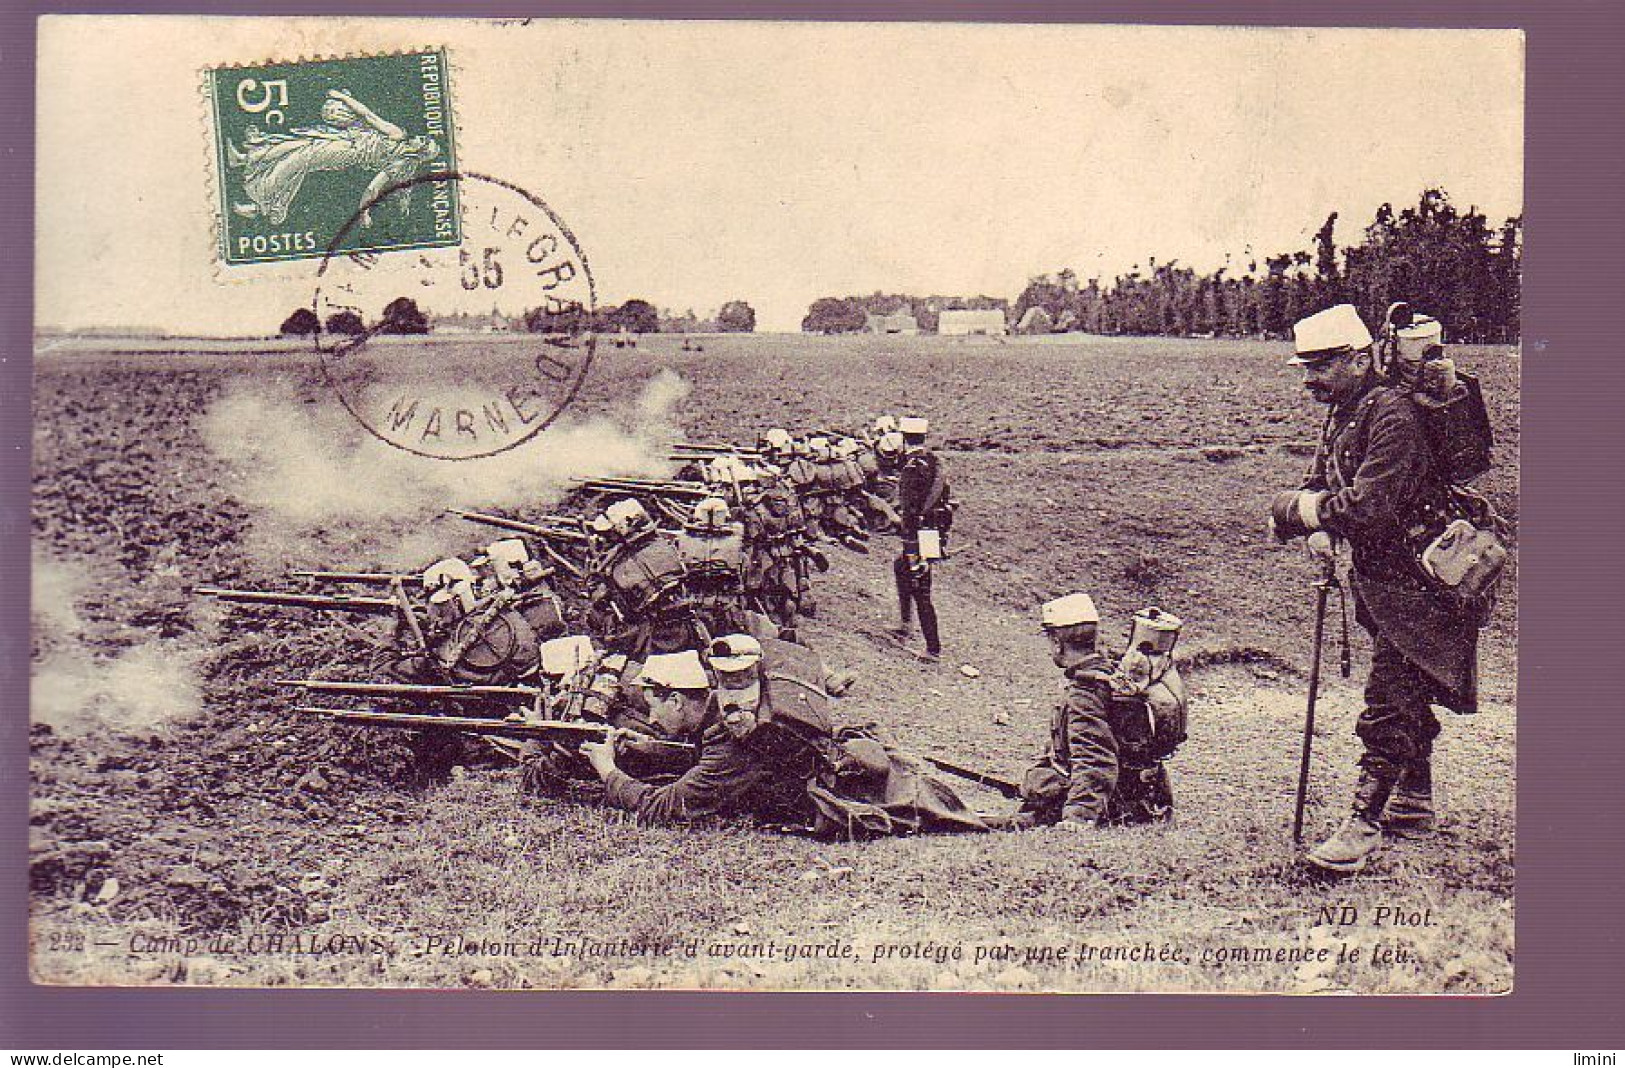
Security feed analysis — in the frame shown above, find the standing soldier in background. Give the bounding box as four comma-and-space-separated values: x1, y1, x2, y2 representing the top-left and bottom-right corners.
889, 416, 952, 663
1270, 304, 1484, 874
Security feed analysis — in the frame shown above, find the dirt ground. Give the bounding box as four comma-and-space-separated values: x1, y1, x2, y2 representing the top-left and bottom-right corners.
28, 332, 1518, 992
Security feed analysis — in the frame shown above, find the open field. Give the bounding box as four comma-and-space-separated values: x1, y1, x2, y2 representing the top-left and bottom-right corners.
28, 333, 1518, 992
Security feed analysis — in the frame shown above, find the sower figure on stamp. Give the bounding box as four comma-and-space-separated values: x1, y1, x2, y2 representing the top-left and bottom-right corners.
1270, 304, 1484, 874
1008, 594, 1179, 830
889, 416, 953, 663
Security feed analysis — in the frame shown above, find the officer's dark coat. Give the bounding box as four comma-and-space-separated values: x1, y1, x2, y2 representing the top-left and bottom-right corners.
1304, 379, 1479, 713
897, 448, 942, 535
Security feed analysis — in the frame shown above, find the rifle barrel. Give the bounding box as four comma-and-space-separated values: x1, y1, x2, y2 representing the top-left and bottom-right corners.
290, 570, 409, 585
580, 479, 710, 499
448, 509, 587, 542
293, 706, 694, 753
197, 587, 398, 614
922, 755, 1023, 799
280, 680, 540, 700
665, 441, 761, 457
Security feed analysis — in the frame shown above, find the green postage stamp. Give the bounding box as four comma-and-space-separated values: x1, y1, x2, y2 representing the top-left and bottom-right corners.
207, 49, 460, 265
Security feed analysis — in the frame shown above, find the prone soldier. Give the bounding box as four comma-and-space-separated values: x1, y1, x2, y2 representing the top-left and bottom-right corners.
582, 498, 698, 657
576, 634, 993, 836
675, 495, 778, 641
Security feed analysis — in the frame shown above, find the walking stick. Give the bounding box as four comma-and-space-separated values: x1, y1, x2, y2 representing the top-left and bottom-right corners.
1292, 558, 1339, 843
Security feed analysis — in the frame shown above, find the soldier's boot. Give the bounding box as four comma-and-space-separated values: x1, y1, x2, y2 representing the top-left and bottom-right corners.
1305, 766, 1396, 874
1137, 763, 1175, 823
889, 599, 914, 642
1106, 764, 1175, 825
1383, 761, 1436, 838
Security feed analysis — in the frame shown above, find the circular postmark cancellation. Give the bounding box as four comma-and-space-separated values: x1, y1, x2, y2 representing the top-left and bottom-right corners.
311, 171, 596, 460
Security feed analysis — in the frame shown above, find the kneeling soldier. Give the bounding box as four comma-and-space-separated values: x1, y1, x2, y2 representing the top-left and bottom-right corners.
1016, 594, 1177, 829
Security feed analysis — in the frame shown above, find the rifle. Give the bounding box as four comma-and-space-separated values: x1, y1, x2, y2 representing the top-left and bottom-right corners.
666, 441, 762, 458
292, 706, 695, 756
574, 477, 712, 500
447, 509, 588, 579
280, 679, 542, 702
197, 586, 400, 616
290, 570, 417, 585
923, 755, 1022, 800
447, 509, 588, 543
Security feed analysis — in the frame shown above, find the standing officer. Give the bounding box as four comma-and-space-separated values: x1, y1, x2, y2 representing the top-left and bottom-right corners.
1270, 304, 1482, 874
890, 416, 950, 662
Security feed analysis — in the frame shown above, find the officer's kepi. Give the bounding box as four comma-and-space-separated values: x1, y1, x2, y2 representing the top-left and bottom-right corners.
1289, 304, 1374, 366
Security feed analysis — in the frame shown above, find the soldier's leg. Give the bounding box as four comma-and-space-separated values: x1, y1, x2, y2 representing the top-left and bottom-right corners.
891, 552, 915, 633
1356, 636, 1439, 799
912, 563, 941, 658
1308, 634, 1433, 872
1373, 642, 1444, 835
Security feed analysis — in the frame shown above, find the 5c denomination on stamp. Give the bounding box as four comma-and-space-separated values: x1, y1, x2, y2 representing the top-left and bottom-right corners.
207, 48, 460, 265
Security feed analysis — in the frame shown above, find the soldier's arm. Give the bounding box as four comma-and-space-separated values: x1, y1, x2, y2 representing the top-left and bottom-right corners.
602, 725, 770, 823
1060, 675, 1119, 824
1300, 448, 1329, 492
1315, 394, 1432, 538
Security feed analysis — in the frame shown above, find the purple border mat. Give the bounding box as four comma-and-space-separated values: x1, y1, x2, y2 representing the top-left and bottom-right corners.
5, 0, 1622, 1049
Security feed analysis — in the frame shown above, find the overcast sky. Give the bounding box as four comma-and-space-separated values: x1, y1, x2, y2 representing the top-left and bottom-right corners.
36, 18, 1523, 334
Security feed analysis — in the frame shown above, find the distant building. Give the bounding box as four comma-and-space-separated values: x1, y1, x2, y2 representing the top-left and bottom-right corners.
436, 310, 520, 334
938, 309, 1008, 336
865, 311, 920, 335
1015, 306, 1055, 335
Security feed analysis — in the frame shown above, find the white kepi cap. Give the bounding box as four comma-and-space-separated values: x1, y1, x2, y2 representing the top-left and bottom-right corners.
706, 633, 763, 673
1041, 592, 1099, 629
1290, 304, 1374, 365
636, 650, 711, 691
899, 416, 930, 435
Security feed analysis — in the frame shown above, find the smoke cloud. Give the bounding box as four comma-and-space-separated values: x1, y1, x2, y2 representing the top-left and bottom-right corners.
31, 554, 203, 738
199, 369, 693, 568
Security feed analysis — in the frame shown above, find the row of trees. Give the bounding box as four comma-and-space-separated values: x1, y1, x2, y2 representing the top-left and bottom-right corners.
521, 299, 756, 334
277, 189, 1519, 343
1013, 190, 1521, 342
281, 298, 756, 336
801, 293, 1009, 334
280, 298, 430, 337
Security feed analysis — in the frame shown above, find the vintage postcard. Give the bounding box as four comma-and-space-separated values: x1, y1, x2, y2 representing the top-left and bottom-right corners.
30, 16, 1521, 993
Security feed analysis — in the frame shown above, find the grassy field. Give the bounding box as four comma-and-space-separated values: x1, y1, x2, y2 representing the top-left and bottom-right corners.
28, 332, 1517, 993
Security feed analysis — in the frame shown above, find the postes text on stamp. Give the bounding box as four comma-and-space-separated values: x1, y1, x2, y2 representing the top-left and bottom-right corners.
208, 48, 460, 265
